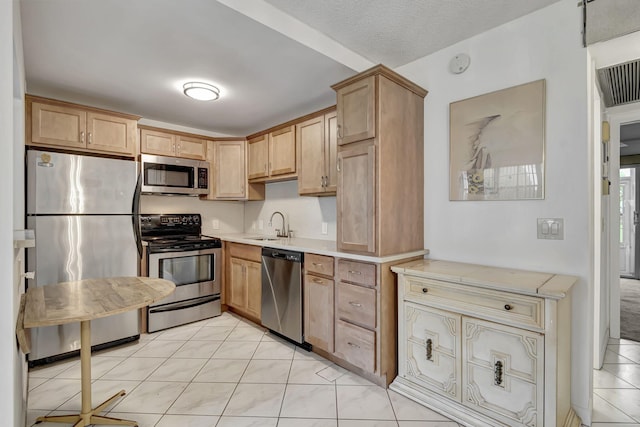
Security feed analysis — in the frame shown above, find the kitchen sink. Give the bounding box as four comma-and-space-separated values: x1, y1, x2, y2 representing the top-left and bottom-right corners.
249, 236, 281, 241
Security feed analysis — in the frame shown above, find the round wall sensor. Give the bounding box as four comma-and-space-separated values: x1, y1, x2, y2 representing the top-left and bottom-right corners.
449, 53, 470, 74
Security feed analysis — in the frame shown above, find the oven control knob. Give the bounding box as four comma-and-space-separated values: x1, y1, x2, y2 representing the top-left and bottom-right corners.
181, 216, 188, 224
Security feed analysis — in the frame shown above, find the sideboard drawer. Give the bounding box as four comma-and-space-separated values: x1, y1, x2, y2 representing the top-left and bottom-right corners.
335, 319, 375, 373
337, 282, 376, 329
404, 277, 544, 330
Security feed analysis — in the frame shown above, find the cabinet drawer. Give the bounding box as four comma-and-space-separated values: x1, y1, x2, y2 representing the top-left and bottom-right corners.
306, 253, 334, 277
335, 319, 375, 373
405, 277, 544, 330
337, 282, 376, 329
337, 259, 376, 287
228, 242, 261, 263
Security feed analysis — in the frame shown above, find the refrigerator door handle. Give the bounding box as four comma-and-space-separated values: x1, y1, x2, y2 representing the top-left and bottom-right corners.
132, 172, 143, 258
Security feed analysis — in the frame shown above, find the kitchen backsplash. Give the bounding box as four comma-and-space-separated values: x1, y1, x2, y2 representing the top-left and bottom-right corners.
140, 195, 245, 236
244, 181, 336, 241
140, 181, 337, 240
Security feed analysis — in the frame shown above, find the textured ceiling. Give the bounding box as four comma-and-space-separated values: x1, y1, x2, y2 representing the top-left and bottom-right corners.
21, 0, 564, 136
264, 0, 563, 67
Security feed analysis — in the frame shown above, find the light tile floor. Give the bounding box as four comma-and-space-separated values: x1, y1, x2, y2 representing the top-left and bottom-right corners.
593, 337, 640, 426
27, 312, 460, 427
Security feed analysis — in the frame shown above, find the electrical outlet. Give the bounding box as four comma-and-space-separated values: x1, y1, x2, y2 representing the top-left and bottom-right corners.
212, 219, 219, 230
251, 221, 257, 230
321, 222, 328, 235
258, 220, 264, 230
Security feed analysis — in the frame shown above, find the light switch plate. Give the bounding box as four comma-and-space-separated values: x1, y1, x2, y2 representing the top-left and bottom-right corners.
537, 218, 564, 240
212, 219, 219, 230
321, 222, 328, 235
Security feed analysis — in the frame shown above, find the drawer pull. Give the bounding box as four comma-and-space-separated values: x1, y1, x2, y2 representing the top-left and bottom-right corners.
494, 360, 504, 386
504, 304, 512, 311
348, 270, 362, 275
312, 278, 324, 284
312, 263, 324, 267
349, 301, 362, 308
426, 338, 433, 361
347, 341, 360, 349
422, 288, 428, 293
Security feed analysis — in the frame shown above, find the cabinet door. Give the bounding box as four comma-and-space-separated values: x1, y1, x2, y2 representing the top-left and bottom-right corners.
229, 258, 247, 310
462, 317, 543, 427
336, 75, 375, 145
304, 273, 334, 352
403, 303, 461, 401
297, 116, 325, 195
324, 111, 338, 192
86, 112, 136, 156
211, 140, 246, 199
140, 129, 176, 156
177, 135, 207, 160
245, 260, 262, 319
337, 141, 376, 253
248, 134, 269, 179
30, 101, 87, 149
269, 125, 296, 176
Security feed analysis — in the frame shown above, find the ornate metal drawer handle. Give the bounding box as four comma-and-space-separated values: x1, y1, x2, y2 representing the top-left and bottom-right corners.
426, 338, 433, 361
348, 270, 362, 275
494, 360, 504, 386
347, 341, 360, 349
349, 301, 362, 308
504, 304, 512, 311
422, 288, 428, 293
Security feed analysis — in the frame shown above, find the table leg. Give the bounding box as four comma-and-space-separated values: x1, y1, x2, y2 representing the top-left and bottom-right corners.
35, 321, 137, 427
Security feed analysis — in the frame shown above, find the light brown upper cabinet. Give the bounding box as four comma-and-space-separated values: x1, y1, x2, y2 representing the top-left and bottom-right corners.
247, 125, 296, 182
139, 126, 207, 160
201, 139, 265, 201
336, 75, 375, 145
26, 95, 139, 157
332, 65, 428, 256
297, 110, 338, 196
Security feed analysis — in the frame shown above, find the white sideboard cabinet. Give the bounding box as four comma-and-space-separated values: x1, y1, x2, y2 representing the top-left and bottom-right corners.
391, 259, 580, 427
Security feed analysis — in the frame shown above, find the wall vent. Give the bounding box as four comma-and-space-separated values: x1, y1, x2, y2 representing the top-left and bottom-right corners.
597, 59, 640, 108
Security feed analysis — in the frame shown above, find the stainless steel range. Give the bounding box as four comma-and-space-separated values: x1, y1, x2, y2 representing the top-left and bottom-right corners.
141, 214, 222, 332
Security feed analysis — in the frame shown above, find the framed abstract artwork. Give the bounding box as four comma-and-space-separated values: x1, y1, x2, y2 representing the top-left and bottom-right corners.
449, 79, 545, 201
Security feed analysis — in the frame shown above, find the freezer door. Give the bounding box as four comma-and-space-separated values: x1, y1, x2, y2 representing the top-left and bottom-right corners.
27, 150, 137, 214
26, 215, 140, 361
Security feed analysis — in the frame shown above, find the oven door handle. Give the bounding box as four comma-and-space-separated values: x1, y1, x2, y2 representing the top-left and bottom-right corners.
149, 295, 220, 313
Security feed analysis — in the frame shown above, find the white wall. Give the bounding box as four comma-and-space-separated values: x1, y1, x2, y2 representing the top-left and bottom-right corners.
397, 0, 591, 422
140, 196, 245, 236
244, 180, 336, 240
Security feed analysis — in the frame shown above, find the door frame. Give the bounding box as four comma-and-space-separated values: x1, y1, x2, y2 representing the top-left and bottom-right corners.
608, 108, 640, 340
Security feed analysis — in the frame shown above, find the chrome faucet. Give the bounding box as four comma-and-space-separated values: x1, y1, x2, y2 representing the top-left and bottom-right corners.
269, 211, 290, 238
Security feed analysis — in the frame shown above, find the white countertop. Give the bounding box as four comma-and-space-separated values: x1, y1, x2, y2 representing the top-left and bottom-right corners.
212, 233, 429, 264
391, 258, 577, 299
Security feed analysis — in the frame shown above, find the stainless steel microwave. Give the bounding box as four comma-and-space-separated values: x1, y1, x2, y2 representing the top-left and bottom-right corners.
140, 154, 209, 196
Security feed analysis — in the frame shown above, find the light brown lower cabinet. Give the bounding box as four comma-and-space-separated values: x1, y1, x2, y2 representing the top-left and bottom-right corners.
226, 243, 261, 320
303, 253, 422, 387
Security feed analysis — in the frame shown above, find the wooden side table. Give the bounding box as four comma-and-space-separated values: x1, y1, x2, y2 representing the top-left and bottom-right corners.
17, 276, 175, 427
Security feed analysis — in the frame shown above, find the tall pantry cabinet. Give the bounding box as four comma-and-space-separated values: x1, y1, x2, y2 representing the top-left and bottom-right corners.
331, 65, 427, 257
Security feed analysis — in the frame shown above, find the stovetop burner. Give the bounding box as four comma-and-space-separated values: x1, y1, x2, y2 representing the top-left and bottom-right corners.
140, 214, 222, 252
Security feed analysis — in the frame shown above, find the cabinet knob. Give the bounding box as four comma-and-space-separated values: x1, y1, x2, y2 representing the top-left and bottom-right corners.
422, 288, 428, 293
504, 304, 512, 311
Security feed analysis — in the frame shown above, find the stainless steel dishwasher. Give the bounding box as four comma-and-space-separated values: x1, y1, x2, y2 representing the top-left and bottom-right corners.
261, 247, 304, 344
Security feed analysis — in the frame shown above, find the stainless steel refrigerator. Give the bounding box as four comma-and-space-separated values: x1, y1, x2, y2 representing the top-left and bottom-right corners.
26, 150, 140, 364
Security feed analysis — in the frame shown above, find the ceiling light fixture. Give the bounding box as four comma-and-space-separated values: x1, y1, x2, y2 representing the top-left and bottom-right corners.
183, 82, 220, 101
